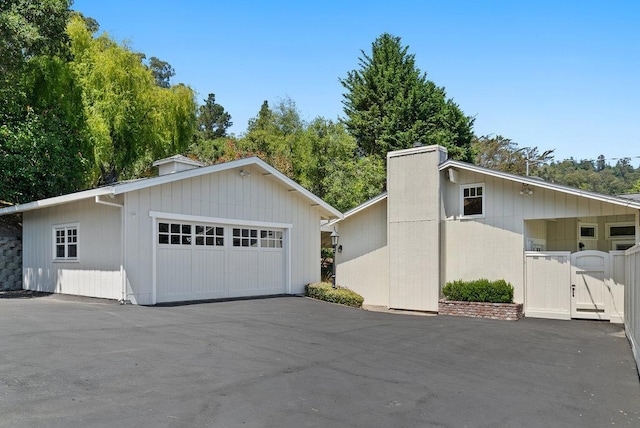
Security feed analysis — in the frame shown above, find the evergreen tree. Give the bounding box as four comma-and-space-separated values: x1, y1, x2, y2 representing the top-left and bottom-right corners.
340, 33, 474, 161
197, 93, 232, 140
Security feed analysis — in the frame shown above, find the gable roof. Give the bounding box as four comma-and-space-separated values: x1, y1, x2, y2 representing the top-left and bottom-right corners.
326, 192, 387, 227
0, 157, 343, 220
439, 159, 640, 210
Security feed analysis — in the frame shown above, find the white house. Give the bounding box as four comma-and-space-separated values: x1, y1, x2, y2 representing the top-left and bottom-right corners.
332, 145, 640, 324
0, 156, 342, 305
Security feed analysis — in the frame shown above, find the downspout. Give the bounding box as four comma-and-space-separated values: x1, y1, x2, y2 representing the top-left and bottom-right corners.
95, 195, 128, 304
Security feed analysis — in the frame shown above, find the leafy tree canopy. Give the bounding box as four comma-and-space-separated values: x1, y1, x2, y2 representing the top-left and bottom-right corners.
67, 15, 197, 184
472, 134, 640, 196
0, 0, 89, 204
472, 134, 554, 177
340, 33, 474, 161
0, 0, 71, 77
147, 56, 175, 88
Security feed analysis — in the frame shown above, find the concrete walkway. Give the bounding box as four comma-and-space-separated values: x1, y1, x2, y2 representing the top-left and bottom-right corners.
0, 294, 638, 427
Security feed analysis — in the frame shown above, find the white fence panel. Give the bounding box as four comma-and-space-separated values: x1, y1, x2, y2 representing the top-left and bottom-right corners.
625, 245, 640, 370
525, 252, 571, 320
609, 251, 626, 324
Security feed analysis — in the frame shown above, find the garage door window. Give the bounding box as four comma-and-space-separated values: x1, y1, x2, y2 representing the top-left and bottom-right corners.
195, 225, 224, 246
158, 223, 192, 245
233, 228, 258, 247
260, 230, 283, 248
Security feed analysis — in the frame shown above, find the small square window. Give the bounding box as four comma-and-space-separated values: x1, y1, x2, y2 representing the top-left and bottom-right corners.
460, 183, 485, 218
53, 225, 79, 261
579, 223, 598, 240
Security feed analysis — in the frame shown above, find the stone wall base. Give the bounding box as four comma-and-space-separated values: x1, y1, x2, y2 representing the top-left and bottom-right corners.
439, 299, 523, 321
0, 237, 22, 290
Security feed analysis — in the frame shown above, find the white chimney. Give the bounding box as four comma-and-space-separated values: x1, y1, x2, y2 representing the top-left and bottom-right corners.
153, 155, 205, 176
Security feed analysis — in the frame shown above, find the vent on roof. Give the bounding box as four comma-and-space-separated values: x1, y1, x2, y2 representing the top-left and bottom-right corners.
152, 155, 205, 176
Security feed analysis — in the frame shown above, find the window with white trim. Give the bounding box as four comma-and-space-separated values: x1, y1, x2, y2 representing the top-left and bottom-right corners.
260, 230, 283, 248
605, 222, 635, 240
233, 228, 258, 247
195, 225, 224, 246
54, 224, 78, 260
578, 223, 598, 240
460, 183, 485, 217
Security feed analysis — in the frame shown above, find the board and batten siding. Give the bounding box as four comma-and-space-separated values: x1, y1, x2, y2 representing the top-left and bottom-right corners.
123, 164, 321, 304
336, 198, 389, 307
22, 197, 123, 299
441, 169, 638, 304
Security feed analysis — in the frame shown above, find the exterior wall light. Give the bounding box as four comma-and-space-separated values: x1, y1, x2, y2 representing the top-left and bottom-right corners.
520, 184, 534, 196
330, 228, 340, 288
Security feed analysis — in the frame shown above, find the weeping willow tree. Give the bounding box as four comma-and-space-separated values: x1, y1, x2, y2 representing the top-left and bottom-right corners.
67, 15, 197, 185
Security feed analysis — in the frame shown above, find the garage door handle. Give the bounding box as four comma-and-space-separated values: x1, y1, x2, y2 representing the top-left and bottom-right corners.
571, 285, 575, 297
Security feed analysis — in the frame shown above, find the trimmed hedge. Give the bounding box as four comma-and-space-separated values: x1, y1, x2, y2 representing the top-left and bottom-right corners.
442, 279, 514, 304
305, 282, 364, 308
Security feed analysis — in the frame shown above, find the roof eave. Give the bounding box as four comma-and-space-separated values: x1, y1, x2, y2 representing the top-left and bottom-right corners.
327, 192, 387, 226
0, 187, 115, 216
439, 160, 640, 211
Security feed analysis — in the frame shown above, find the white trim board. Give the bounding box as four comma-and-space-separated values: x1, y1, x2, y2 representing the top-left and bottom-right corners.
149, 211, 293, 230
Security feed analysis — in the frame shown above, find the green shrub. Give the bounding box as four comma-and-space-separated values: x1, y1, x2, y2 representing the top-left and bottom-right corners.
442, 279, 514, 303
305, 282, 364, 308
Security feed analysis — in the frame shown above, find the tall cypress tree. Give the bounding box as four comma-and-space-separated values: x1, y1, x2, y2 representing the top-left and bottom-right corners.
340, 33, 474, 161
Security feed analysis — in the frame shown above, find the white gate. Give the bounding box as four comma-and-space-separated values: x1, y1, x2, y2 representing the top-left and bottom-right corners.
525, 250, 625, 323
571, 251, 609, 320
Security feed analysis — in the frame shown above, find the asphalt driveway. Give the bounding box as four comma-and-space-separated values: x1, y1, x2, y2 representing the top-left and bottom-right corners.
0, 294, 638, 428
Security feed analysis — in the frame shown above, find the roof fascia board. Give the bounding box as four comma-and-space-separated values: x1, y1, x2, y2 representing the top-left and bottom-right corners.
107, 157, 343, 219
328, 192, 387, 226
0, 187, 114, 215
439, 160, 640, 210
254, 158, 344, 220
113, 157, 257, 194
1, 157, 343, 219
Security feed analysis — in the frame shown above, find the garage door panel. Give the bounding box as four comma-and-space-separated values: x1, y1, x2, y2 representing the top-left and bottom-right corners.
156, 221, 286, 303
228, 250, 259, 294
258, 251, 284, 291
157, 248, 192, 302
192, 249, 226, 296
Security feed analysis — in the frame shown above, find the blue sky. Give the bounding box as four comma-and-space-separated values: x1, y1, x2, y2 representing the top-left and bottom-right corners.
72, 1, 640, 165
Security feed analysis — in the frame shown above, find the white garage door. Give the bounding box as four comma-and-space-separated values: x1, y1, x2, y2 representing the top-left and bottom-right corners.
155, 220, 286, 303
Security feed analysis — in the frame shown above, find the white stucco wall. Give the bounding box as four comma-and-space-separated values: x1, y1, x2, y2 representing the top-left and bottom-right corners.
387, 146, 447, 312
336, 198, 389, 306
